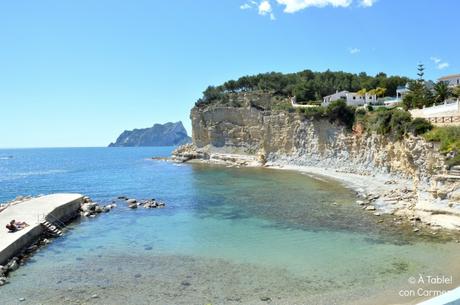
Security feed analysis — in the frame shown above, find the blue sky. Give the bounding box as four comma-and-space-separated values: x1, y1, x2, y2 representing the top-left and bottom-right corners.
0, 0, 458, 148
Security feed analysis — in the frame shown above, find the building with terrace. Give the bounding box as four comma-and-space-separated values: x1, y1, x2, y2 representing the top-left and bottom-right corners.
438, 74, 460, 87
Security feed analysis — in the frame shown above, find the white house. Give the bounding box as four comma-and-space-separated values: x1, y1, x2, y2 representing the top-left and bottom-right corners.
438, 74, 460, 87
322, 90, 377, 107
396, 84, 410, 100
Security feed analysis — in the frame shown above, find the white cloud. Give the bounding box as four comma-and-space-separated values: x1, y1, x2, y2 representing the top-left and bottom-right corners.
349, 47, 360, 54
242, 0, 376, 18
276, 0, 353, 13
258, 1, 273, 15
437, 62, 449, 70
359, 0, 376, 7
430, 56, 441, 64
240, 1, 258, 10
431, 56, 449, 70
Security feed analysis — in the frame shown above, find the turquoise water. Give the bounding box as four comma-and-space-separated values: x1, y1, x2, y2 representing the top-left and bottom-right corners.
0, 147, 459, 305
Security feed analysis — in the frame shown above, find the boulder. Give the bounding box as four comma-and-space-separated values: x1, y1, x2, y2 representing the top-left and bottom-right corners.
81, 202, 97, 212
0, 277, 7, 286
365, 205, 376, 211
126, 199, 137, 204
94, 205, 103, 213
7, 259, 19, 272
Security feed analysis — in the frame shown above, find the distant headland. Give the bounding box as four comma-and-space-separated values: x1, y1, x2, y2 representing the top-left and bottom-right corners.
109, 121, 191, 147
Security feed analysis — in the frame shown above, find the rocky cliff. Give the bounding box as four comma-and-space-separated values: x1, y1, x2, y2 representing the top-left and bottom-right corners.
190, 106, 445, 181
174, 94, 460, 230
109, 121, 191, 147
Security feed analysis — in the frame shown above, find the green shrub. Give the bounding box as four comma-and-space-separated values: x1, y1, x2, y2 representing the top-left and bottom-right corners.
297, 106, 326, 120
326, 100, 355, 130
407, 118, 433, 136
389, 110, 412, 139
424, 126, 460, 153
271, 102, 294, 112
363, 108, 426, 139
366, 109, 393, 135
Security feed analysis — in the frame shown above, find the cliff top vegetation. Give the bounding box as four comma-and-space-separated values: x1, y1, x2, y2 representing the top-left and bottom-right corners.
195, 70, 410, 108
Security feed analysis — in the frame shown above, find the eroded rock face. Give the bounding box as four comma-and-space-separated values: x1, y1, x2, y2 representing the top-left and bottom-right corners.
190, 106, 446, 181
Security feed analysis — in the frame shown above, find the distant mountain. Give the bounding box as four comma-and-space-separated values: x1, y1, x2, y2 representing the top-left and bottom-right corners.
109, 121, 191, 147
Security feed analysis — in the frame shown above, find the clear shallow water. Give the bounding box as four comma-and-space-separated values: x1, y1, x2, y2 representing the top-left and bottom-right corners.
0, 147, 459, 305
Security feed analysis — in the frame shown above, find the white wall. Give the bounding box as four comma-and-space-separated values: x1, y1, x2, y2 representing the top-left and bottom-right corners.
410, 100, 460, 117
323, 92, 376, 106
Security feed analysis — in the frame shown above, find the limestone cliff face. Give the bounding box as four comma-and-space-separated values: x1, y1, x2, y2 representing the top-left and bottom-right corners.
190, 106, 446, 182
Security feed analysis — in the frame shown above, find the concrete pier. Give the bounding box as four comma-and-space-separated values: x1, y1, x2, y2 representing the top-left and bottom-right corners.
0, 193, 83, 265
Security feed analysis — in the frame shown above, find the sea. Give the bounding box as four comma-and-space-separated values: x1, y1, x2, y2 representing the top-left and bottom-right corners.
0, 147, 458, 305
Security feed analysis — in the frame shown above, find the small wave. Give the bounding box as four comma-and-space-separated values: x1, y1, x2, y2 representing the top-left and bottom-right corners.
0, 156, 13, 160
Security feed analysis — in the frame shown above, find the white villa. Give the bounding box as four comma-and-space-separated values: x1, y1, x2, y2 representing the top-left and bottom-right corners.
396, 84, 410, 100
322, 90, 377, 107
439, 74, 460, 87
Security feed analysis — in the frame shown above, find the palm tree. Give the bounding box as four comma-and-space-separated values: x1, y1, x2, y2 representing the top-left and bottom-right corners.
433, 81, 453, 104
453, 86, 460, 99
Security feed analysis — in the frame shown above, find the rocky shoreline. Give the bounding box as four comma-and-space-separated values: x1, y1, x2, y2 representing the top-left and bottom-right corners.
171, 144, 460, 234
0, 194, 166, 288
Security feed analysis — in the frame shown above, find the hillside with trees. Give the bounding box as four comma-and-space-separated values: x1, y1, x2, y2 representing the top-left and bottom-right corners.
196, 69, 410, 108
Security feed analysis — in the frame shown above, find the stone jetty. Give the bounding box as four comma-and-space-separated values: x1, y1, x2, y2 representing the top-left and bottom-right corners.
0, 194, 83, 267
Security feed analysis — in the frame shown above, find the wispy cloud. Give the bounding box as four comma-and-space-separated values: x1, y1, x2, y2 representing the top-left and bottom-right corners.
241, 0, 377, 18
349, 47, 360, 54
276, 0, 353, 13
430, 56, 449, 70
437, 62, 449, 70
240, 0, 276, 19
359, 0, 377, 7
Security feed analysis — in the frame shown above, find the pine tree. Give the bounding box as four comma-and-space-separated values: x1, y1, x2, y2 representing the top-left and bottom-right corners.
417, 63, 425, 82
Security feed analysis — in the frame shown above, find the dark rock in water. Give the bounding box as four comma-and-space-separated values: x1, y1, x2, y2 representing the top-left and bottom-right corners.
134, 273, 142, 279
144, 246, 153, 251
180, 280, 191, 287
260, 296, 271, 302
108, 121, 191, 147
